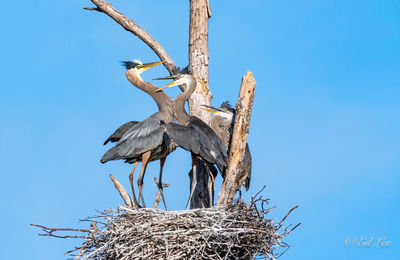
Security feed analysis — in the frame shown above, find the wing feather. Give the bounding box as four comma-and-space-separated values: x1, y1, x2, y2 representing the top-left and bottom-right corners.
164, 117, 228, 170
165, 123, 201, 155
104, 121, 139, 145
101, 114, 165, 163
189, 117, 228, 168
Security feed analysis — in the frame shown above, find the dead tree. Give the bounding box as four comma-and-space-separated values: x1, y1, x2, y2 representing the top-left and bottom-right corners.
85, 0, 255, 208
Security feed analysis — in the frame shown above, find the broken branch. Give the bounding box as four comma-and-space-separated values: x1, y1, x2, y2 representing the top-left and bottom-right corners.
30, 224, 89, 239
109, 174, 133, 208
217, 71, 256, 206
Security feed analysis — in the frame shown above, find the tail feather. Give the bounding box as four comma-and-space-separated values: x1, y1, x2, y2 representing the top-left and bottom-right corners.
100, 147, 121, 164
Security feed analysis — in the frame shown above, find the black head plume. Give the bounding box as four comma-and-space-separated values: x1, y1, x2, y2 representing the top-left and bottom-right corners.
221, 101, 232, 109
180, 66, 190, 74
172, 65, 190, 75
121, 60, 141, 70
221, 101, 235, 113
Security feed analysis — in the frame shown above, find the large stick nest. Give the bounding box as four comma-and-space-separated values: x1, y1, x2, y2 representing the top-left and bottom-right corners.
69, 197, 296, 260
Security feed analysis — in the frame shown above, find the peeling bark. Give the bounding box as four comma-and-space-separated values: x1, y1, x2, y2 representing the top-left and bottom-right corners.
189, 0, 212, 123
188, 0, 215, 209
217, 72, 256, 206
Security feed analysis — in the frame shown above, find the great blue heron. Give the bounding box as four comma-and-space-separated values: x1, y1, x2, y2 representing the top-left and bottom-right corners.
155, 73, 228, 208
101, 60, 175, 209
201, 102, 252, 192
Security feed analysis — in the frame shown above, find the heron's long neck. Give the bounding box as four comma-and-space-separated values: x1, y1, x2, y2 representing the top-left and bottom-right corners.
174, 79, 196, 126
126, 70, 173, 117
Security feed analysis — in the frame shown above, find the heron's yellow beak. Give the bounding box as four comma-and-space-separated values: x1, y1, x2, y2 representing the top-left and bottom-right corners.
155, 80, 179, 92
200, 105, 223, 114
200, 107, 218, 114
141, 60, 165, 71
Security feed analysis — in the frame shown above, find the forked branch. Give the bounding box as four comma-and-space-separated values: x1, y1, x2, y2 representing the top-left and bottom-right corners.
30, 224, 89, 239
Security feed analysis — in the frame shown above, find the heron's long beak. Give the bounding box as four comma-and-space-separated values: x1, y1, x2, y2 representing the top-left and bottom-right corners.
141, 60, 165, 71
200, 104, 223, 114
153, 75, 176, 80
155, 79, 179, 92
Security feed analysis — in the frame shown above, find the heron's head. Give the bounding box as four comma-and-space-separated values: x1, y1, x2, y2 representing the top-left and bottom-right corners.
200, 102, 235, 122
121, 59, 165, 74
154, 72, 195, 92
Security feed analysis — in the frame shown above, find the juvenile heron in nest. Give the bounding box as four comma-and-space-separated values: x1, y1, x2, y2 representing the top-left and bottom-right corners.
101, 60, 175, 209
155, 73, 228, 209
201, 102, 252, 192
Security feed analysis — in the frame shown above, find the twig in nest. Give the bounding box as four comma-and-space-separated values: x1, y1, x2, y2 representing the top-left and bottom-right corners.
277, 205, 299, 230
30, 224, 89, 239
153, 177, 170, 209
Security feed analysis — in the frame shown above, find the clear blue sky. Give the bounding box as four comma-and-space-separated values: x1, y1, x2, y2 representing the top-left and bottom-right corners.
1, 0, 399, 259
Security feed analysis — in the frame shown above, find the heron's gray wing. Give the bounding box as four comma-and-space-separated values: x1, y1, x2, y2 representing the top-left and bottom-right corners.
189, 117, 228, 170
101, 114, 164, 163
104, 121, 139, 145
241, 143, 252, 191
117, 115, 165, 155
164, 123, 201, 155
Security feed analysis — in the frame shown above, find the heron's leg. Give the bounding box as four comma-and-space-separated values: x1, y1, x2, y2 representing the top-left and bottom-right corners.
137, 151, 151, 208
129, 161, 140, 209
206, 163, 215, 208
186, 154, 197, 210
157, 157, 168, 210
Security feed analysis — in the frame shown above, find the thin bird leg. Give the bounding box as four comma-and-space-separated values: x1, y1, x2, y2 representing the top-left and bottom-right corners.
206, 163, 215, 208
137, 151, 151, 208
157, 157, 168, 210
186, 154, 198, 210
129, 161, 140, 209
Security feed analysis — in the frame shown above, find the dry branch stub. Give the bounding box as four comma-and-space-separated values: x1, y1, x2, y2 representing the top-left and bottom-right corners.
217, 71, 256, 206
109, 174, 133, 208
38, 195, 295, 259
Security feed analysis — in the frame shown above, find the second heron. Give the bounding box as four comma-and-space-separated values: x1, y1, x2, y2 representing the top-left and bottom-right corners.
155, 72, 228, 208
201, 102, 252, 193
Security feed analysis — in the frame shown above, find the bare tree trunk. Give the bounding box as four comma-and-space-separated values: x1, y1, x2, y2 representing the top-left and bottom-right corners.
188, 0, 212, 122
217, 72, 256, 206
188, 0, 214, 209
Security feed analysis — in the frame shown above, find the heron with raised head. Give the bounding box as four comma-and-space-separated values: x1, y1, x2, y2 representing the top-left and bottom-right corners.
201, 102, 252, 193
101, 60, 175, 209
155, 72, 228, 209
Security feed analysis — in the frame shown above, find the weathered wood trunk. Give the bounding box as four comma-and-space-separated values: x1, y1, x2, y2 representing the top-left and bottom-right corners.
188, 0, 212, 122
217, 72, 256, 206
188, 0, 214, 209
